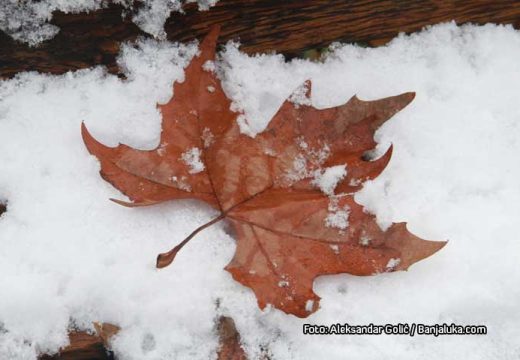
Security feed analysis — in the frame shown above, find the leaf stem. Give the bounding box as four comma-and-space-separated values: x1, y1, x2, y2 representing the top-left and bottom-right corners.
156, 212, 226, 268
156, 185, 274, 269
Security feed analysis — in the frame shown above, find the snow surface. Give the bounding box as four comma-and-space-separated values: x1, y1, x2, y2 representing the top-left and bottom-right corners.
1, 22, 520, 359
0, 0, 218, 46
312, 165, 347, 195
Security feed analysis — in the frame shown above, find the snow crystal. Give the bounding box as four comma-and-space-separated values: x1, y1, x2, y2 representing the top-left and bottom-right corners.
359, 232, 371, 246
201, 127, 215, 148
1, 21, 520, 360
129, 0, 182, 39
262, 147, 276, 156
202, 60, 216, 72
236, 114, 256, 138
286, 154, 308, 182
171, 175, 192, 191
325, 206, 350, 230
386, 258, 401, 270
156, 144, 167, 156
323, 196, 351, 230
284, 138, 332, 184
312, 164, 347, 195
278, 280, 289, 288
191, 0, 219, 11
0, 0, 219, 46
206, 85, 215, 93
349, 177, 362, 187
305, 300, 314, 313
288, 82, 312, 107
0, 0, 98, 46
296, 136, 309, 150
181, 147, 204, 174
296, 137, 331, 165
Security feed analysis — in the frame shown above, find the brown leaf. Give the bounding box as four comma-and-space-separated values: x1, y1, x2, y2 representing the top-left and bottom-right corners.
217, 316, 247, 360
82, 25, 446, 317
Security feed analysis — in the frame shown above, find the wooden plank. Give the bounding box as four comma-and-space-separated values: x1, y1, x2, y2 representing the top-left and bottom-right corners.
2, 1, 520, 78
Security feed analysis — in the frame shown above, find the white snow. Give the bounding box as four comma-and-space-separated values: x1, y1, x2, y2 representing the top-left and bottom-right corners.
386, 258, 401, 270
130, 0, 218, 39
171, 175, 192, 192
359, 232, 371, 246
305, 300, 314, 313
202, 60, 216, 72
288, 81, 312, 107
181, 147, 204, 174
0, 22, 520, 360
286, 154, 308, 182
0, 0, 219, 46
324, 196, 351, 230
284, 139, 332, 183
312, 164, 347, 195
201, 127, 215, 148
329, 244, 339, 255
278, 280, 289, 288
325, 206, 350, 230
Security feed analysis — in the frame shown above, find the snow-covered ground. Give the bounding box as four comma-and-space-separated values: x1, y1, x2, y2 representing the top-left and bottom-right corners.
1, 22, 520, 359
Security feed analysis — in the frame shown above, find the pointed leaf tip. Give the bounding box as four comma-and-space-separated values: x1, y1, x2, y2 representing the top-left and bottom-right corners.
388, 222, 447, 271
109, 198, 135, 207
401, 91, 416, 105
109, 198, 165, 207
81, 122, 113, 155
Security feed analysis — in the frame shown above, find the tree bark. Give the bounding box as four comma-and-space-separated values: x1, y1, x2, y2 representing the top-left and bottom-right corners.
2, 1, 520, 78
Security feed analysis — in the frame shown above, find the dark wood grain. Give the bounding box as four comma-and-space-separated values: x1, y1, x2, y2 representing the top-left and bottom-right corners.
0, 3, 141, 77
2, 1, 520, 78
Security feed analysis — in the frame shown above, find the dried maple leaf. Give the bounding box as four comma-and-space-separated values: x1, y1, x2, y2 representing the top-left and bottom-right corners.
82, 26, 446, 317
